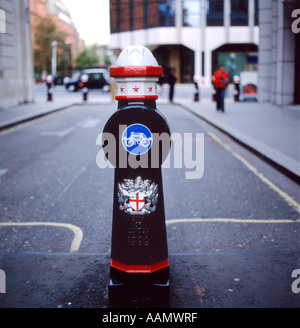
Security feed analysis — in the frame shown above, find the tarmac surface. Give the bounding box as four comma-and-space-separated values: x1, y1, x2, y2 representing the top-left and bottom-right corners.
0, 84, 299, 310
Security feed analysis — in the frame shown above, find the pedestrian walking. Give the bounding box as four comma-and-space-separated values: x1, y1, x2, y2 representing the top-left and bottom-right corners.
212, 65, 230, 112
41, 71, 47, 84
193, 74, 200, 102
166, 67, 177, 102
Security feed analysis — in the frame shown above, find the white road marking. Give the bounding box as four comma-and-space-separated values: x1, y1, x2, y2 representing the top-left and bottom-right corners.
78, 117, 101, 128
40, 123, 79, 137
53, 167, 87, 205
0, 169, 8, 177
0, 222, 83, 252
207, 131, 300, 214
40, 117, 101, 137
166, 218, 300, 225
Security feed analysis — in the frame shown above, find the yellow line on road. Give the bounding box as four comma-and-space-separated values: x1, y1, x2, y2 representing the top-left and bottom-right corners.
207, 131, 300, 214
0, 222, 83, 252
166, 218, 300, 225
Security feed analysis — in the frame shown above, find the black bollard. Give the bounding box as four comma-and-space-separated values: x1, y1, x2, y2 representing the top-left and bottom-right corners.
81, 74, 89, 101
46, 75, 53, 101
233, 75, 240, 102
102, 46, 171, 308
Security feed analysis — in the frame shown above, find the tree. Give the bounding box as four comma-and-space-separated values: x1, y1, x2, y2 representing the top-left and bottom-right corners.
98, 45, 112, 67
75, 45, 100, 68
33, 16, 70, 77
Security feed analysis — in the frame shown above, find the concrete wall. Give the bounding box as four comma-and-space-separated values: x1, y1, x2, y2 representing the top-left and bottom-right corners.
258, 0, 296, 106
0, 0, 35, 110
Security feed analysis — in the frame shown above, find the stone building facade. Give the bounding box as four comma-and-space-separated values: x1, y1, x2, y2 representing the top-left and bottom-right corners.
258, 0, 300, 105
0, 0, 35, 110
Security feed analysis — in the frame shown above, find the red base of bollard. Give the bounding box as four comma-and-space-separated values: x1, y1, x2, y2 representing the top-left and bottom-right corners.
109, 266, 170, 308
47, 93, 52, 101
83, 93, 88, 101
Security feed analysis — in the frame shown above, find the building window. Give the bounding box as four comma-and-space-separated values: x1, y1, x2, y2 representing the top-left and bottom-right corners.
146, 0, 175, 28
254, 0, 259, 26
182, 0, 201, 27
110, 0, 121, 33
147, 0, 158, 28
206, 0, 224, 26
231, 0, 249, 26
133, 0, 145, 30
158, 0, 175, 27
110, 0, 176, 32
120, 2, 131, 32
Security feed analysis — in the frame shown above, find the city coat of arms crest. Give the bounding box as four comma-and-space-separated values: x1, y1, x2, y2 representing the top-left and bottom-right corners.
118, 176, 158, 215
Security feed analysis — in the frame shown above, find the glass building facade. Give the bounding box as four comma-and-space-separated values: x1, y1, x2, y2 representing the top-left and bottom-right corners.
111, 0, 258, 33
182, 0, 201, 27
206, 0, 224, 26
110, 0, 259, 85
110, 0, 176, 33
230, 0, 249, 26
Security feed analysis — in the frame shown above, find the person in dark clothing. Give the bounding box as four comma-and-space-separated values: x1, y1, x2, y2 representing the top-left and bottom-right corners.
166, 67, 177, 102
193, 75, 200, 102
212, 65, 230, 112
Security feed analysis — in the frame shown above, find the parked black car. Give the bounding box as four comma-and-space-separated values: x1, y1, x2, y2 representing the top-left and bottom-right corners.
54, 75, 65, 85
65, 68, 110, 92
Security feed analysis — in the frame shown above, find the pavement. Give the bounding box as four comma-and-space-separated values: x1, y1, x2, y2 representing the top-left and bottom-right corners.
176, 94, 300, 184
0, 83, 299, 183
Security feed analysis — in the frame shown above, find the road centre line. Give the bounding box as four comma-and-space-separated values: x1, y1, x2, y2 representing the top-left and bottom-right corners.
166, 218, 300, 225
0, 222, 83, 252
40, 117, 101, 138
0, 169, 8, 177
207, 131, 300, 214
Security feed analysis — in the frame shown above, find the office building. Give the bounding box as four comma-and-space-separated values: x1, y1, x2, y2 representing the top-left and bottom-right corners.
110, 0, 259, 85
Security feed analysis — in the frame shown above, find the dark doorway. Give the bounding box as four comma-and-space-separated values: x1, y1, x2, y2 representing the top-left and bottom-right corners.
153, 44, 194, 83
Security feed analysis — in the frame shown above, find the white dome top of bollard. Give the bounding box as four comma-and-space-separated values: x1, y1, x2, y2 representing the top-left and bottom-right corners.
115, 46, 159, 67
46, 75, 53, 83
110, 46, 162, 100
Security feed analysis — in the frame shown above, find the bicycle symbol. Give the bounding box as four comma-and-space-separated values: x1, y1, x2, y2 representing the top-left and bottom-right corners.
123, 132, 151, 148
122, 124, 152, 155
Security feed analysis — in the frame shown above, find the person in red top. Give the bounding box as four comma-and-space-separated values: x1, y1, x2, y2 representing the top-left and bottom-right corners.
212, 65, 230, 112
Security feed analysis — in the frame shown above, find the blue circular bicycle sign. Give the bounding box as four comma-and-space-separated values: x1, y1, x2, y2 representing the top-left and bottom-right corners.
122, 124, 152, 155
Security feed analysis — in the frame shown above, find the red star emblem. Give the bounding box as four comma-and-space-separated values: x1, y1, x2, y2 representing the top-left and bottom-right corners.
120, 85, 125, 93
133, 85, 139, 92
148, 85, 153, 92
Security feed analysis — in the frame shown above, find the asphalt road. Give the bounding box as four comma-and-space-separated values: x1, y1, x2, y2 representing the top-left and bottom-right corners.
0, 100, 299, 308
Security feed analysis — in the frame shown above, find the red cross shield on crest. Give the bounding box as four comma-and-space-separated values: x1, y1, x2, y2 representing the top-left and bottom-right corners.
129, 192, 145, 212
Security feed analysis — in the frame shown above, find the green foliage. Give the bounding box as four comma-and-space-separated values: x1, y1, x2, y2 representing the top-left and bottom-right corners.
75, 45, 100, 68
33, 16, 70, 76
99, 45, 112, 67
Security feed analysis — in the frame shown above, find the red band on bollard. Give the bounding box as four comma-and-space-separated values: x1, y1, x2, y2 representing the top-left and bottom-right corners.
110, 65, 162, 77
110, 258, 169, 273
115, 95, 158, 101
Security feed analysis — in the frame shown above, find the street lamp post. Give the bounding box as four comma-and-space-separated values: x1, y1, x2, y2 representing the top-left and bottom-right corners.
51, 41, 58, 78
